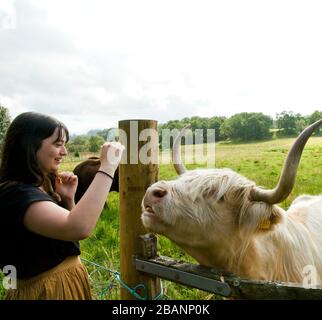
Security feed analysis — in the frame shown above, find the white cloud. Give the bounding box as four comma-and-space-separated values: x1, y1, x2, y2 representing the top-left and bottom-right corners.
1, 0, 322, 133
0, 0, 16, 29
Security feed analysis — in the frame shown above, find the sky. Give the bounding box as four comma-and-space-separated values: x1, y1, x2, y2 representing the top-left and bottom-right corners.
1, 0, 322, 134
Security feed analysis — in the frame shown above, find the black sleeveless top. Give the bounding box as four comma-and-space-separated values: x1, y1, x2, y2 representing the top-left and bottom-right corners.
0, 182, 80, 279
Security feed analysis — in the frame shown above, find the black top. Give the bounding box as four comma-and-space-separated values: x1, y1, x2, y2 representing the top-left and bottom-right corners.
0, 182, 80, 279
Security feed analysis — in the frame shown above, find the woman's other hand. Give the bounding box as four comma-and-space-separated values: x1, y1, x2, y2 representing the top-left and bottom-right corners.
55, 172, 78, 203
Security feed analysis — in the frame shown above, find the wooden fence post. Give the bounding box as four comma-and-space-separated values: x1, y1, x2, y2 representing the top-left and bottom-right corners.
119, 119, 160, 300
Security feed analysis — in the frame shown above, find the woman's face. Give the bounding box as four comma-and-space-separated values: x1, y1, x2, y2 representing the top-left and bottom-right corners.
36, 127, 68, 175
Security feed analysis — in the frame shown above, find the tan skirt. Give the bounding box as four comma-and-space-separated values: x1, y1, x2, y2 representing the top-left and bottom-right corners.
5, 256, 92, 300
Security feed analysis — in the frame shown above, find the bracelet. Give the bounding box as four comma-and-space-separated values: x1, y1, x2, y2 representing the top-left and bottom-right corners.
96, 170, 114, 181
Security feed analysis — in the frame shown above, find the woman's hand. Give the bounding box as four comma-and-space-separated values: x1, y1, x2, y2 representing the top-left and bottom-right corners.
99, 142, 125, 175
55, 172, 78, 205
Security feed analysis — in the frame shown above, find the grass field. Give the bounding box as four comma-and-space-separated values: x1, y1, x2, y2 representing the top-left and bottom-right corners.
1, 136, 322, 299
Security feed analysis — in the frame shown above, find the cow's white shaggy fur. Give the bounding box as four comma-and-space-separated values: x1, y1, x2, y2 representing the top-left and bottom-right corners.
142, 168, 322, 284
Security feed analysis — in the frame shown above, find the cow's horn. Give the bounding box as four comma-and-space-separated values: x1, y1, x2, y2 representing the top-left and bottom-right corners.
250, 119, 322, 204
172, 125, 191, 175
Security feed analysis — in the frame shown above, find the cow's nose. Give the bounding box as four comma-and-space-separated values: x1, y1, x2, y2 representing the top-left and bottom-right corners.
152, 188, 168, 198
145, 186, 168, 205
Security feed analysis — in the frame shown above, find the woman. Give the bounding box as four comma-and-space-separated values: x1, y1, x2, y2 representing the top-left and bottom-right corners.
0, 112, 124, 300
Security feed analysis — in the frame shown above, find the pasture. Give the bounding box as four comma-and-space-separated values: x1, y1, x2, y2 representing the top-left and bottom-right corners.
1, 136, 322, 299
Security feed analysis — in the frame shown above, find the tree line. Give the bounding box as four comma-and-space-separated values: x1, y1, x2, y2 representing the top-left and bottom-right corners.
159, 110, 322, 144
1, 106, 322, 156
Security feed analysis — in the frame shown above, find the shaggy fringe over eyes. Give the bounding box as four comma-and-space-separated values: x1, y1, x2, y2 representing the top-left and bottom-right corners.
181, 169, 254, 202
172, 169, 256, 225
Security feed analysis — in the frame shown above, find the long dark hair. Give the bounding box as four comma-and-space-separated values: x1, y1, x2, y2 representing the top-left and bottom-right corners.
0, 112, 69, 200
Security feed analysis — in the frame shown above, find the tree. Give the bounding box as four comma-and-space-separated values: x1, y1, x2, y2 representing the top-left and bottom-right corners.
89, 135, 105, 152
190, 116, 208, 143
308, 110, 322, 135
221, 112, 272, 142
276, 111, 304, 136
0, 105, 11, 153
208, 116, 227, 141
67, 135, 89, 153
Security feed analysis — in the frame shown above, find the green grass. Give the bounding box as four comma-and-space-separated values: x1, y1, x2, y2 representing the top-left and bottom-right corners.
2, 136, 322, 299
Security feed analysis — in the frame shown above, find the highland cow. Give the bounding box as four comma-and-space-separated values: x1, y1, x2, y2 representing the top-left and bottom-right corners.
142, 120, 322, 284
